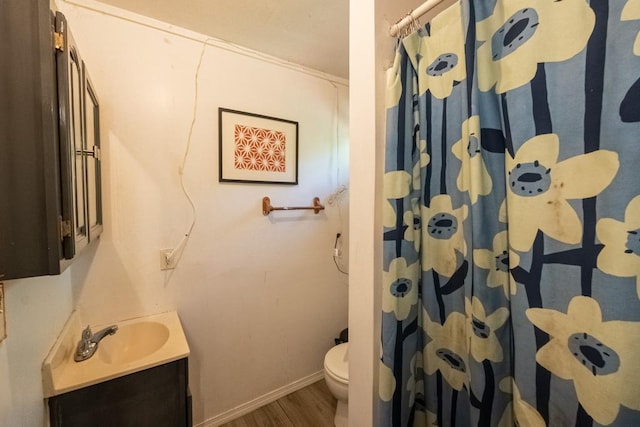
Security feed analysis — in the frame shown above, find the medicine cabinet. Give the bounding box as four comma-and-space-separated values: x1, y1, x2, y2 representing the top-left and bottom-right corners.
0, 0, 103, 280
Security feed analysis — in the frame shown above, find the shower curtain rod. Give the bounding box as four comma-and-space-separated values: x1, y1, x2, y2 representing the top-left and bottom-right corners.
389, 0, 445, 37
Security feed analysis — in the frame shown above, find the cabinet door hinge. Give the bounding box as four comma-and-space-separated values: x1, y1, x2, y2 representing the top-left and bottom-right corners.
54, 32, 65, 52
59, 218, 72, 239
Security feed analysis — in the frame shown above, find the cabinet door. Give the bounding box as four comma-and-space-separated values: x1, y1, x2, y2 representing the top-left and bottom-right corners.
48, 359, 190, 427
56, 12, 88, 259
82, 64, 103, 240
0, 0, 65, 279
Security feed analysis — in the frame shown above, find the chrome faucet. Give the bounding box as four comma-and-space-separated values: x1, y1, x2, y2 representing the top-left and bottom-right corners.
74, 324, 118, 362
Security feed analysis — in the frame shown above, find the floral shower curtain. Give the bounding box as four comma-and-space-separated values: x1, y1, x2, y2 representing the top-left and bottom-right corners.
381, 0, 640, 426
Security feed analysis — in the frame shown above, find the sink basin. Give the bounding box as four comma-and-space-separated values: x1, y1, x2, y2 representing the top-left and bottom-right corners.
98, 321, 170, 365
42, 311, 190, 397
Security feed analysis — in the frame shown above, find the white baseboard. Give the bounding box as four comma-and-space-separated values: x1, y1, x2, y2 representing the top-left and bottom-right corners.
195, 371, 325, 427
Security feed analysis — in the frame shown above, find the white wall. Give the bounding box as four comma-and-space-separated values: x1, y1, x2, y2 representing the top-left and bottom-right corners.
348, 1, 380, 425
0, 274, 74, 427
1, 0, 349, 425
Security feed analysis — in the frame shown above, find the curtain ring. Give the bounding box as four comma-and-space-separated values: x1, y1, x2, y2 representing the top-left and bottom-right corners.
401, 11, 414, 38
412, 14, 421, 33
404, 11, 420, 37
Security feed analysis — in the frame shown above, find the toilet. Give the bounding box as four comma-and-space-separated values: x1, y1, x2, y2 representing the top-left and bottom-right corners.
324, 343, 349, 427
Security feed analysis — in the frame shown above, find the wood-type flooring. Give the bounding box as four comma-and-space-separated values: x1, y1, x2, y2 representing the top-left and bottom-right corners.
220, 380, 336, 427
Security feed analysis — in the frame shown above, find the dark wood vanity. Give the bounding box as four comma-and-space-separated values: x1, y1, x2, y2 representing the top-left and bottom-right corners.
48, 358, 191, 427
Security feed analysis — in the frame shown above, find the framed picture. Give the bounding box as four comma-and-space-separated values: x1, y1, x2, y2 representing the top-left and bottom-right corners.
218, 108, 298, 184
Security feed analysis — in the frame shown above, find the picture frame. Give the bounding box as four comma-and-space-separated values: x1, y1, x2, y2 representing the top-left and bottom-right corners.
218, 108, 299, 184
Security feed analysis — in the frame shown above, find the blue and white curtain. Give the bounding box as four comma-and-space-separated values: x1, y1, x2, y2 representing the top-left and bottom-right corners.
381, 0, 640, 426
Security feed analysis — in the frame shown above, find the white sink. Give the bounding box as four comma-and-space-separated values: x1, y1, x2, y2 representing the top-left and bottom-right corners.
42, 311, 190, 397
98, 321, 170, 365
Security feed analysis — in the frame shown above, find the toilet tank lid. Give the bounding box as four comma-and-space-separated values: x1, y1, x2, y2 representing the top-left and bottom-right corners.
325, 343, 348, 381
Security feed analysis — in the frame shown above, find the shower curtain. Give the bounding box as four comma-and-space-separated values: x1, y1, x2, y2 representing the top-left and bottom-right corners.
381, 0, 640, 426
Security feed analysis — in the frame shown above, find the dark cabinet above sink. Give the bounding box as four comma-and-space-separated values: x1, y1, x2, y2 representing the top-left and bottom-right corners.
0, 0, 103, 280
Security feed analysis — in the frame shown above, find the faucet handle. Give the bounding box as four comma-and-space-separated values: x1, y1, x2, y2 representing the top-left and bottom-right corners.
81, 325, 92, 340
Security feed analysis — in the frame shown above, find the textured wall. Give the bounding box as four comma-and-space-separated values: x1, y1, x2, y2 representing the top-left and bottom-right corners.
2, 0, 350, 425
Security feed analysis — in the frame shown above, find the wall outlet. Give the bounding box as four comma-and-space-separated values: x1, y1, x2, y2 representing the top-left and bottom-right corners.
160, 249, 177, 270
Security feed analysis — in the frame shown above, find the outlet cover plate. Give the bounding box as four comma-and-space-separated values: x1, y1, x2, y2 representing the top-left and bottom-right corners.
160, 249, 177, 270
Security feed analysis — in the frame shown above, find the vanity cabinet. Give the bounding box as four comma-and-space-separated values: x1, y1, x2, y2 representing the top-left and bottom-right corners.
48, 358, 191, 427
0, 0, 102, 280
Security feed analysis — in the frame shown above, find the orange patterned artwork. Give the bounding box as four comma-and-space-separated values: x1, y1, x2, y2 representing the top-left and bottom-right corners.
219, 108, 298, 184
233, 124, 286, 172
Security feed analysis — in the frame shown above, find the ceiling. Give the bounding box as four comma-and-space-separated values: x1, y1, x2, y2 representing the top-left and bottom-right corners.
96, 0, 350, 79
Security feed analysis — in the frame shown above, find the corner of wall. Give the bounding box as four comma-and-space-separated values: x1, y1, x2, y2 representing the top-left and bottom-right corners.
0, 271, 74, 426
